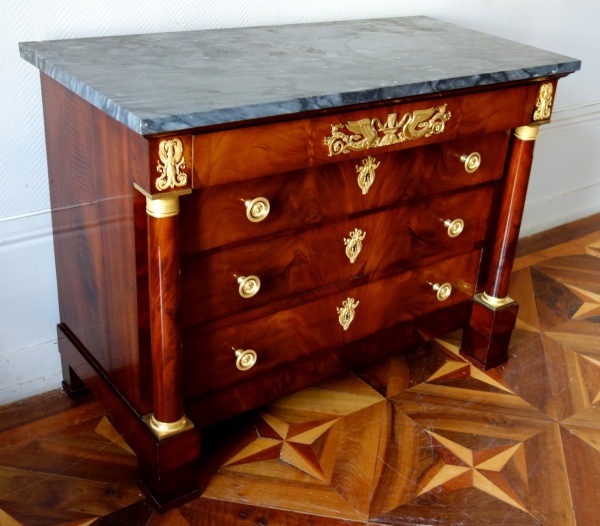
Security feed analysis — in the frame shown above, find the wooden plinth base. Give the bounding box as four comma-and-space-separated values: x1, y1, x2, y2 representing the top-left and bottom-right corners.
460, 296, 519, 370
57, 323, 201, 513
56, 301, 474, 507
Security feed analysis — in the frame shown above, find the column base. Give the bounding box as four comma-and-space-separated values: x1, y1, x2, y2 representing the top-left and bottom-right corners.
143, 413, 195, 440
460, 293, 519, 371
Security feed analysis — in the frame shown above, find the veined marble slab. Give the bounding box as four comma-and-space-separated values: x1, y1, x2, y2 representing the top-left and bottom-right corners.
20, 16, 580, 136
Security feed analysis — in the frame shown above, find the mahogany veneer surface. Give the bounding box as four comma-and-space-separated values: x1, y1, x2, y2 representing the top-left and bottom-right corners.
180, 186, 493, 326
182, 250, 480, 398
1, 225, 599, 525
191, 84, 536, 186
181, 131, 508, 253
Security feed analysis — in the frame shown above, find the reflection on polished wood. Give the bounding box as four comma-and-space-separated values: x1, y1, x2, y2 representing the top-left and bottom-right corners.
180, 186, 492, 326
1, 221, 599, 524
180, 132, 509, 254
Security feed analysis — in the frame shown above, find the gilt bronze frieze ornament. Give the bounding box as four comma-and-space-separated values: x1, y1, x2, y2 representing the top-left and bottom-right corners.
356, 156, 380, 194
337, 297, 360, 330
324, 105, 451, 157
533, 83, 553, 122
156, 138, 188, 191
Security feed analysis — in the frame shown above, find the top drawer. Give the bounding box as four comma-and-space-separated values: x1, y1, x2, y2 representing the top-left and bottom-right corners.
192, 83, 537, 187
180, 131, 508, 254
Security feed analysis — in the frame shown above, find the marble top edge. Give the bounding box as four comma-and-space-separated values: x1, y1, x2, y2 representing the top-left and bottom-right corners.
136, 62, 581, 135
19, 16, 581, 136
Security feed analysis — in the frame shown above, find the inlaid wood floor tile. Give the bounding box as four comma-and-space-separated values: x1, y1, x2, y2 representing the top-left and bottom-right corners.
512, 252, 548, 271
545, 320, 600, 358
541, 332, 600, 422
0, 424, 138, 487
312, 370, 385, 398
494, 334, 558, 420
0, 506, 24, 526
536, 231, 600, 260
55, 520, 98, 526
0, 391, 96, 436
507, 267, 542, 345
370, 401, 573, 525
147, 508, 189, 526
0, 499, 97, 526
531, 254, 600, 330
586, 239, 600, 259
359, 321, 556, 422
0, 465, 143, 517
94, 501, 153, 525
200, 383, 385, 521
392, 366, 552, 424
560, 405, 600, 429
179, 498, 364, 526
560, 423, 600, 526
0, 394, 104, 451
531, 268, 587, 332
94, 417, 135, 456
356, 339, 460, 399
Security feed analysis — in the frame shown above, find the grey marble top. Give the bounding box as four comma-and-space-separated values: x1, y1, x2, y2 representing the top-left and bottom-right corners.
20, 17, 580, 136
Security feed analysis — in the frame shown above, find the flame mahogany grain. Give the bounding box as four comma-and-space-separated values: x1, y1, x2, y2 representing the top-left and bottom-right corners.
485, 136, 537, 299
192, 84, 536, 187
147, 215, 184, 423
180, 185, 493, 326
42, 74, 147, 412
180, 131, 509, 253
182, 250, 480, 398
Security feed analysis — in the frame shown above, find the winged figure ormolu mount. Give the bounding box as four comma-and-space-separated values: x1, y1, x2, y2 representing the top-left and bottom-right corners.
155, 138, 188, 191
324, 104, 451, 156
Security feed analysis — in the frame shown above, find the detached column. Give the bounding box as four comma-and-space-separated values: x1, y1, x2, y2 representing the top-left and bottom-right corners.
461, 125, 539, 370
136, 188, 201, 509
143, 193, 194, 438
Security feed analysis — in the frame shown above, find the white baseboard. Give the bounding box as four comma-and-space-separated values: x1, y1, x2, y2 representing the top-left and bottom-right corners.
0, 212, 61, 406
521, 182, 600, 238
0, 340, 62, 406
520, 106, 600, 237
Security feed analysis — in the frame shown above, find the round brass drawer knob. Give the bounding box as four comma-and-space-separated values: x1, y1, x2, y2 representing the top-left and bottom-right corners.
433, 282, 452, 301
444, 218, 464, 238
246, 197, 270, 222
235, 349, 257, 371
460, 152, 481, 173
238, 275, 261, 298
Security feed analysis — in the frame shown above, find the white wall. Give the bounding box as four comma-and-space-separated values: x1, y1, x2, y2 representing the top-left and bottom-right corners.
1, 0, 598, 404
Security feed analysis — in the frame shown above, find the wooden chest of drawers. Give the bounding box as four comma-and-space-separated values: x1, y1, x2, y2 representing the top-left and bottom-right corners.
20, 17, 579, 509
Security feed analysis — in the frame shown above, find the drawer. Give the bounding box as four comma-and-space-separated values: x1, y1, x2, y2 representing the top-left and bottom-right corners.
182, 249, 480, 398
180, 185, 493, 327
180, 131, 508, 254
192, 83, 536, 187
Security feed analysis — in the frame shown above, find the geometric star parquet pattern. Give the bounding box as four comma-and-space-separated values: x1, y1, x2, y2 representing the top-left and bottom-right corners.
0, 229, 599, 525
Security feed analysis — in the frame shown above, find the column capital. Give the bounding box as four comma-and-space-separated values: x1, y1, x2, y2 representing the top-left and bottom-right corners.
133, 182, 191, 218
514, 125, 539, 141
145, 195, 180, 218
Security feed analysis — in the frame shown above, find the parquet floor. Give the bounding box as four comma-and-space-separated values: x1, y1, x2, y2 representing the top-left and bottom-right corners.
1, 223, 600, 525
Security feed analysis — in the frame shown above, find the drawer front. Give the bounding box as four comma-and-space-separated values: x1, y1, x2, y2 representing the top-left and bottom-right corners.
182, 249, 480, 398
180, 131, 508, 254
180, 185, 493, 327
192, 83, 536, 187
